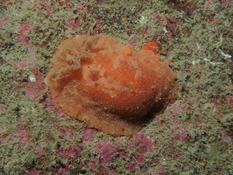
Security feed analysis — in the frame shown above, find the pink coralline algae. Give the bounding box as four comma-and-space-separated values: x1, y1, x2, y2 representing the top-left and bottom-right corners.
16, 124, 30, 145
30, 169, 41, 175
127, 162, 136, 173
18, 23, 32, 46
67, 18, 80, 28
128, 34, 140, 46
175, 127, 191, 142
16, 60, 27, 70
78, 2, 88, 10
59, 127, 75, 138
219, 0, 230, 7
18, 129, 30, 144
219, 130, 233, 143
57, 165, 70, 175
35, 147, 45, 157
41, 96, 65, 116
168, 101, 189, 116
225, 95, 233, 106
57, 145, 81, 159
131, 132, 154, 154
83, 128, 96, 142
171, 124, 191, 142
58, 0, 71, 7
128, 132, 154, 165
96, 140, 118, 164
0, 16, 10, 28
38, 3, 53, 16
92, 18, 102, 34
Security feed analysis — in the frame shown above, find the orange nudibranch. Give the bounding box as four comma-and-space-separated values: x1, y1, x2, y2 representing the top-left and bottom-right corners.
46, 35, 178, 136
141, 41, 159, 53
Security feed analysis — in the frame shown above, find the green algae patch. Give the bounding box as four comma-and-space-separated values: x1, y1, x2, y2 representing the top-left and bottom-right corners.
0, 0, 233, 174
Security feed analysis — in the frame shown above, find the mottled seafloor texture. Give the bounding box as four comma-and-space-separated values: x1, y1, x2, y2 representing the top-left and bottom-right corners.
0, 0, 233, 174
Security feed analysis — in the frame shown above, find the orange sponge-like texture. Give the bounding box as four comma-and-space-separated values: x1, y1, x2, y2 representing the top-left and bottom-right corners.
46, 35, 178, 136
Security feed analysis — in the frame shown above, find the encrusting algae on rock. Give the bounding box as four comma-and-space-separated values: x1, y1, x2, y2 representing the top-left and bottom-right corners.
46, 34, 178, 136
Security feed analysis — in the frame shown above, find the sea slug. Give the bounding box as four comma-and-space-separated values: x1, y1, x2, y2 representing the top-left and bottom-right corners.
46, 34, 178, 136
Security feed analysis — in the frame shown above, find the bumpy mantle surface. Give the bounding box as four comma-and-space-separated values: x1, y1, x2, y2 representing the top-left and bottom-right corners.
46, 35, 178, 136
